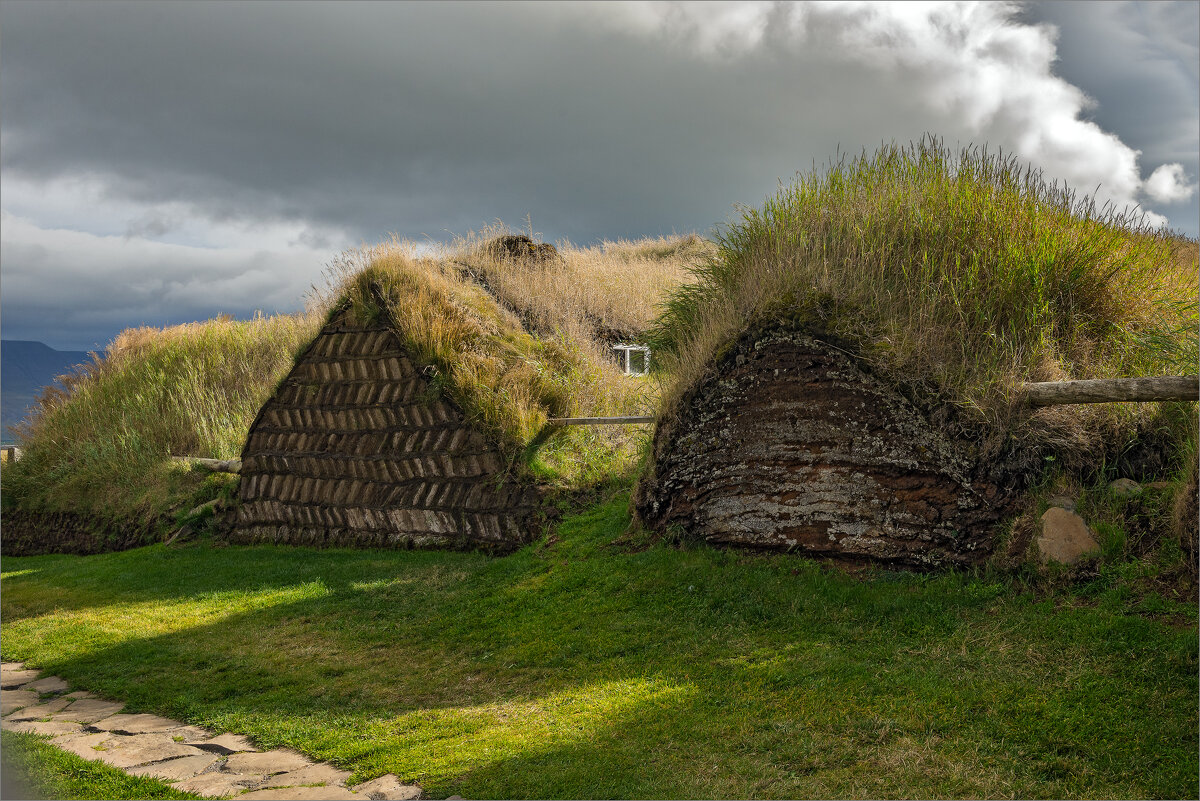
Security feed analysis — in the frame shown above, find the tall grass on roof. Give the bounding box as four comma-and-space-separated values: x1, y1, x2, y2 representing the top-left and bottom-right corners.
441, 221, 716, 342
324, 239, 659, 485
4, 313, 319, 528
650, 138, 1198, 474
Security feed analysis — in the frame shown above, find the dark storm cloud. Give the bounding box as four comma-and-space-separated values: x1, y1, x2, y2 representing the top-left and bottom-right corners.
1, 1, 1196, 349
2, 0, 826, 244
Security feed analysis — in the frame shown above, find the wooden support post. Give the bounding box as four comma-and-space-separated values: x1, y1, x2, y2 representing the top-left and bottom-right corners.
1022, 376, 1198, 407
171, 456, 242, 473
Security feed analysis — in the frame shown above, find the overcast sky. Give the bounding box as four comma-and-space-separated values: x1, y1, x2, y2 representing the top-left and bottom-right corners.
2, 0, 1197, 351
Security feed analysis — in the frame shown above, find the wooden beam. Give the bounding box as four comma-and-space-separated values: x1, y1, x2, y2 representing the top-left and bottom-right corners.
1022, 376, 1198, 407
171, 456, 242, 473
545, 416, 655, 425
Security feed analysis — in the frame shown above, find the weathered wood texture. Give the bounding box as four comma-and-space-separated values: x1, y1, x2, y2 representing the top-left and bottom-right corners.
233, 311, 540, 551
634, 328, 1009, 568
1022, 376, 1198, 406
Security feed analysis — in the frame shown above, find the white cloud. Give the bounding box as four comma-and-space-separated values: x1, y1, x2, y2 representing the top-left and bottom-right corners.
579, 1, 1179, 223
1143, 163, 1196, 204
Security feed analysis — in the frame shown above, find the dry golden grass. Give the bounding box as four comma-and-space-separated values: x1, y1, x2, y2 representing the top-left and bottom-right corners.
649, 140, 1199, 478
316, 226, 711, 484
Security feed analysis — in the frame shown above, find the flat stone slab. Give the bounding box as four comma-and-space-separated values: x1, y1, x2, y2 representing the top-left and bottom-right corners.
23, 676, 70, 693
188, 730, 258, 754
174, 770, 263, 797
353, 774, 425, 800
64, 690, 95, 699
6, 696, 72, 720
50, 731, 116, 760
126, 752, 221, 781
261, 762, 352, 789
1, 689, 41, 715
3, 719, 84, 737
0, 669, 42, 689
240, 786, 360, 800
1, 662, 25, 671
90, 732, 207, 769
51, 698, 125, 724
91, 712, 184, 734
224, 749, 313, 776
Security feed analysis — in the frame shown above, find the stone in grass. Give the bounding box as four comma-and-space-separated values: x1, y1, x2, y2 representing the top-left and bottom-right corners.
1109, 478, 1142, 498
1, 689, 41, 716
1, 662, 25, 671
239, 786, 359, 800
23, 676, 70, 694
127, 753, 221, 781
0, 669, 42, 689
91, 712, 183, 735
50, 698, 125, 724
188, 731, 258, 753
90, 733, 206, 769
1038, 507, 1100, 565
5, 697, 72, 720
48, 731, 114, 760
259, 762, 352, 788
3, 719, 83, 737
175, 771, 263, 798
353, 774, 425, 800
223, 749, 312, 775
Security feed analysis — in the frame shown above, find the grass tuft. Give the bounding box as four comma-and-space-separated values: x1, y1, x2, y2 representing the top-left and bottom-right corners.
649, 138, 1198, 479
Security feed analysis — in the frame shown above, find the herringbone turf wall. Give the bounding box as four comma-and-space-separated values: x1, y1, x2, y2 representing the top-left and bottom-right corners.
233, 311, 538, 550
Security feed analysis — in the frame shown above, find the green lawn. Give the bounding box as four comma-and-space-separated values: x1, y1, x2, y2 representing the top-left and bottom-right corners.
1, 730, 202, 800
2, 493, 1196, 799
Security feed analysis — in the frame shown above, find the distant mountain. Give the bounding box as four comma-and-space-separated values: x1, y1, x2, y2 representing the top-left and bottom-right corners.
2, 340, 92, 444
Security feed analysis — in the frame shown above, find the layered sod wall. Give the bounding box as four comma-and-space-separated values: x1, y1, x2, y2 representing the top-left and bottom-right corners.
233, 310, 540, 551
635, 325, 1011, 568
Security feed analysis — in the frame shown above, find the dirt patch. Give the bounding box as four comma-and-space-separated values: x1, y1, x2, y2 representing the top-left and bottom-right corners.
485, 235, 560, 264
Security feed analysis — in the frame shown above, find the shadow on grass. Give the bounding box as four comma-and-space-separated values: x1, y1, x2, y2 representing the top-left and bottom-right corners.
1, 499, 1197, 798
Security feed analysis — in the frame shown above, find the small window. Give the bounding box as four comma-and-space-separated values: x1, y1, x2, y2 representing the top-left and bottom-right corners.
612, 344, 651, 377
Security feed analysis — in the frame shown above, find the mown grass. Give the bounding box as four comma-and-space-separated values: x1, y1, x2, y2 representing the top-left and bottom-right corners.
0, 731, 202, 801
649, 138, 1198, 480
2, 314, 320, 530
2, 493, 1196, 800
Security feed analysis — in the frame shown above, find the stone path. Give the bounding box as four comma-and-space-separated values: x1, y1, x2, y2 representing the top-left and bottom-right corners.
1, 662, 423, 800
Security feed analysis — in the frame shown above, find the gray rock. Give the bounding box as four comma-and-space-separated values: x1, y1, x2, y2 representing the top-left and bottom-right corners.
5, 696, 71, 720
48, 731, 114, 760
90, 733, 206, 769
175, 771, 263, 797
3, 719, 83, 737
260, 762, 352, 788
353, 774, 425, 800
1045, 495, 1077, 511
91, 713, 183, 734
239, 786, 359, 800
127, 753, 221, 781
1109, 478, 1142, 498
1, 689, 40, 716
23, 676, 70, 694
51, 698, 125, 724
223, 749, 313, 775
188, 731, 258, 753
1038, 507, 1100, 565
1, 662, 25, 671
0, 669, 41, 689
